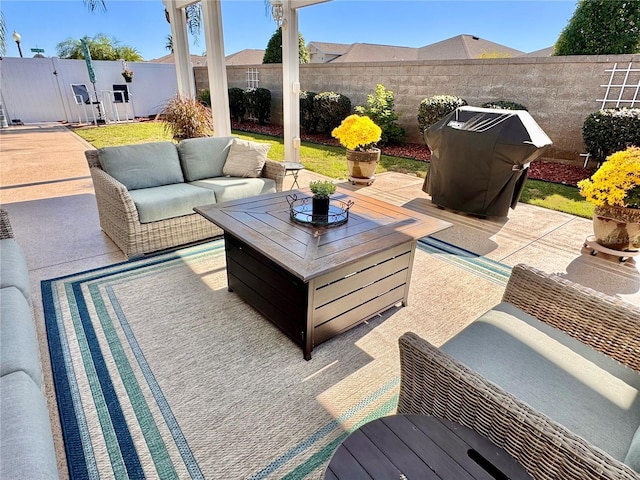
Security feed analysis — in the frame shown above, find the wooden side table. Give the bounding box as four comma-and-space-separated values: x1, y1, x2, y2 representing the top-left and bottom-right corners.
324, 415, 532, 479
282, 161, 305, 189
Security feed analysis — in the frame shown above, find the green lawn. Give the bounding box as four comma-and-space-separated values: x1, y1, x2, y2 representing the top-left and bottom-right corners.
73, 122, 594, 219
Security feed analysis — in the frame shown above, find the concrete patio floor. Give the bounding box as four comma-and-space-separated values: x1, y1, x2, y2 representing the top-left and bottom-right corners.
2, 123, 637, 307
2, 122, 639, 477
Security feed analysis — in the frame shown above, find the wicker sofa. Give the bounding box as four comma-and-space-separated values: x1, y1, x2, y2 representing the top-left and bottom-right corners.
398, 263, 640, 480
86, 137, 286, 258
0, 209, 59, 479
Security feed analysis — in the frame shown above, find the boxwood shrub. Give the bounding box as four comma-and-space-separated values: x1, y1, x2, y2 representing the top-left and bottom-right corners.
228, 87, 246, 122
583, 108, 640, 162
197, 88, 211, 107
481, 100, 528, 111
417, 95, 468, 135
299, 90, 317, 133
244, 87, 271, 125
313, 92, 351, 135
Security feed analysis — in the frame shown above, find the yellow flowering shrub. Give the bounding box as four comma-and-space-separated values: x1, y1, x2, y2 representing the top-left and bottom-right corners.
577, 146, 640, 208
331, 114, 382, 151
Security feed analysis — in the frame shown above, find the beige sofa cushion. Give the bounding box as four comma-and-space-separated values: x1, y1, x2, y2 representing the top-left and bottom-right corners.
222, 139, 270, 178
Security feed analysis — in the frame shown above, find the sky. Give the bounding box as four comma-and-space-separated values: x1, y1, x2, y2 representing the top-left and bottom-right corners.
1, 0, 578, 61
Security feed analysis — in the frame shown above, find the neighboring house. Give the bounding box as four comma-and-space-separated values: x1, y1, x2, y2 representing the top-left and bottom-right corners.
148, 49, 265, 66
307, 42, 350, 63
416, 34, 524, 60
522, 46, 554, 57
225, 49, 265, 65
148, 53, 208, 66
305, 34, 526, 64
325, 43, 419, 63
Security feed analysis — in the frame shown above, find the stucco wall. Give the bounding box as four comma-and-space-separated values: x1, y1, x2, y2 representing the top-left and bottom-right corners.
195, 54, 640, 165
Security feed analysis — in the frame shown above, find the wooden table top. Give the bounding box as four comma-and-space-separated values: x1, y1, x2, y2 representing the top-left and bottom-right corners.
325, 415, 532, 480
195, 188, 451, 282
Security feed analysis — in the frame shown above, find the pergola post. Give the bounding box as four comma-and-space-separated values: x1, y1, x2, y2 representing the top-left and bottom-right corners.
201, 0, 231, 136
163, 0, 195, 97
281, 1, 301, 164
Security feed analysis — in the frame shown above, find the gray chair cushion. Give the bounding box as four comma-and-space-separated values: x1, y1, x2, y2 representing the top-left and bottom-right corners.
0, 371, 58, 480
441, 302, 640, 462
1, 286, 41, 387
0, 238, 30, 301
129, 184, 217, 223
98, 142, 184, 190
625, 426, 640, 472
177, 136, 234, 181
189, 177, 276, 203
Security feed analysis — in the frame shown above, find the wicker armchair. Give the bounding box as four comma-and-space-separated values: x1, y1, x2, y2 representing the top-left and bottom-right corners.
398, 264, 640, 480
86, 150, 285, 258
0, 209, 14, 240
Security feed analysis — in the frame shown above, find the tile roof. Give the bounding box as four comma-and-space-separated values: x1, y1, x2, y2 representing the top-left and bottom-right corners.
521, 46, 554, 57
225, 49, 266, 65
147, 53, 208, 66
147, 49, 265, 66
327, 43, 419, 63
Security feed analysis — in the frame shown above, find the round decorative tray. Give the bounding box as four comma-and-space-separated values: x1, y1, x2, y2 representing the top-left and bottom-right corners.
287, 194, 354, 227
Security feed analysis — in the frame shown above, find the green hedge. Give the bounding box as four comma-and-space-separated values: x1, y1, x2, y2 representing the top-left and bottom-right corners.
228, 87, 246, 122
299, 90, 318, 133
481, 100, 528, 111
313, 92, 351, 135
583, 108, 640, 162
244, 87, 271, 125
417, 95, 467, 135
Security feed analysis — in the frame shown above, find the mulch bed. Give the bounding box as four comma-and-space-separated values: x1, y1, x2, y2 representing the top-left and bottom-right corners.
231, 120, 594, 187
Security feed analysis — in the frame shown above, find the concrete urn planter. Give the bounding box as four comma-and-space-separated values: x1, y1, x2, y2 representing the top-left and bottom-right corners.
346, 148, 381, 186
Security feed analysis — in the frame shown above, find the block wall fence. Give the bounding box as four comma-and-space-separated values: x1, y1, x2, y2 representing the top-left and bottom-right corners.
195, 54, 640, 166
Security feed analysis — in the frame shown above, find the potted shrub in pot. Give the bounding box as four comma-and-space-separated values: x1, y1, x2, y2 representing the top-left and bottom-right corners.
331, 114, 382, 186
309, 180, 336, 222
578, 146, 640, 252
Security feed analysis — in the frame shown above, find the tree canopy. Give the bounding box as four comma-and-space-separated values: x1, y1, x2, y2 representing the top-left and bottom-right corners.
263, 27, 309, 64
56, 34, 143, 61
554, 0, 640, 55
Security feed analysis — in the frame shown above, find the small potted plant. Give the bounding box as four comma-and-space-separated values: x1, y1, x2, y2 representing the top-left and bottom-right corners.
309, 180, 336, 221
577, 146, 640, 251
331, 114, 382, 185
121, 69, 134, 83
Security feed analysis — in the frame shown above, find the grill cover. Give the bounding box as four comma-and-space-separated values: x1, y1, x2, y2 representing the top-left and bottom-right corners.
422, 106, 552, 217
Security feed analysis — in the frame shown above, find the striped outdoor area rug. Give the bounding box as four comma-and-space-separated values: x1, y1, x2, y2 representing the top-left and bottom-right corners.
42, 237, 511, 479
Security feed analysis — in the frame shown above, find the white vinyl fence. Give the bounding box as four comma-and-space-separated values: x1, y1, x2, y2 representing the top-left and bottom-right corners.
0, 57, 180, 124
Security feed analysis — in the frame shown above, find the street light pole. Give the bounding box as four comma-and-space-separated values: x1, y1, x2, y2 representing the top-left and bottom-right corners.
12, 31, 23, 58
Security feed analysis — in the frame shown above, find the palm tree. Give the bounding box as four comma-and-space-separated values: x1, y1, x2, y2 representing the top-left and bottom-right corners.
83, 0, 106, 12
165, 34, 173, 53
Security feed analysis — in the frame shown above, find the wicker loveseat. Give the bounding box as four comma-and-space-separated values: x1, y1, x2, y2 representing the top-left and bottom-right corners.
398, 264, 640, 480
86, 137, 285, 258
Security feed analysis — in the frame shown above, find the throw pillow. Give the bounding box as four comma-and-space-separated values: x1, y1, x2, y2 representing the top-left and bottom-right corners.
222, 139, 270, 178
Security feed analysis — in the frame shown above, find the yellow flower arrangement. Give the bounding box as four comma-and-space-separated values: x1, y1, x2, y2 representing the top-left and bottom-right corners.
331, 114, 382, 151
578, 146, 640, 208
